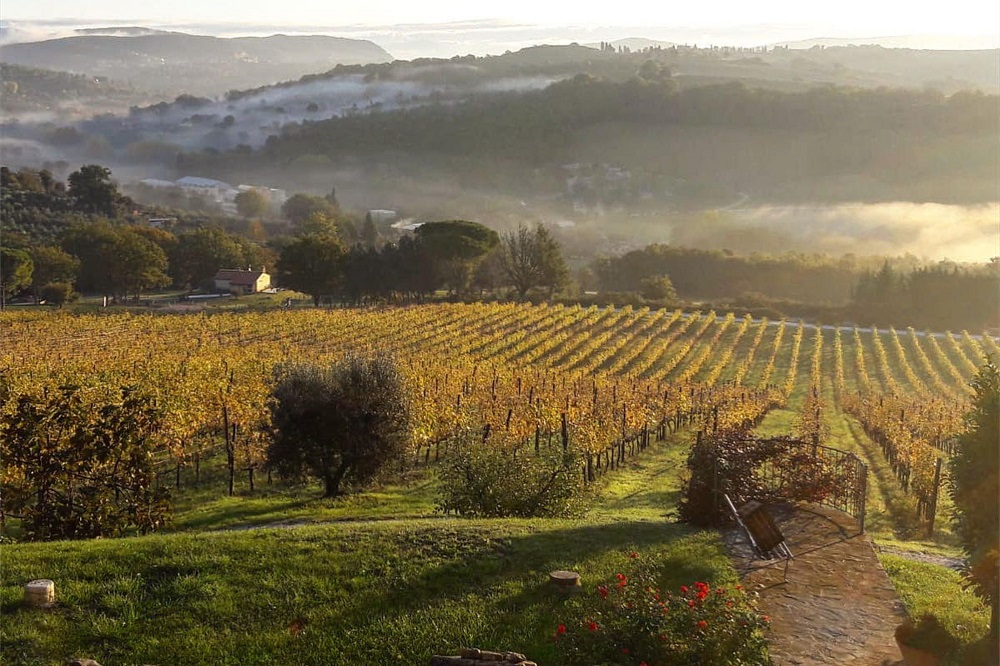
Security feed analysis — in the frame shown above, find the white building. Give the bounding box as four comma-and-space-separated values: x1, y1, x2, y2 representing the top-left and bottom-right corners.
176, 176, 237, 204
213, 267, 271, 294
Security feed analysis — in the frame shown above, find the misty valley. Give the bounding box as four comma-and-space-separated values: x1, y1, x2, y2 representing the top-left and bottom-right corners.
1, 35, 998, 265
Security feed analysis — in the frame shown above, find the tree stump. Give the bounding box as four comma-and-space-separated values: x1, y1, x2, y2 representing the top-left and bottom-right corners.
24, 579, 55, 608
548, 570, 581, 588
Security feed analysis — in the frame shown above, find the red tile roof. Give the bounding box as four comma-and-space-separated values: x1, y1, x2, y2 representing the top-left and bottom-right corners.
215, 269, 266, 286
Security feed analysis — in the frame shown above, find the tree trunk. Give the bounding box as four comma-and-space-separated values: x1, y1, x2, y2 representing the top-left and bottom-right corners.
323, 462, 350, 497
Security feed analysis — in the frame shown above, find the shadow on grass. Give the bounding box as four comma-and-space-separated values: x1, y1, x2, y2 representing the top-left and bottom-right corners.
596, 489, 682, 517
168, 495, 320, 532
320, 519, 724, 660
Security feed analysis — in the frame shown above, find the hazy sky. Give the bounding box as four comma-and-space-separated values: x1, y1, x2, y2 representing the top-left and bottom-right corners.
4, 0, 999, 38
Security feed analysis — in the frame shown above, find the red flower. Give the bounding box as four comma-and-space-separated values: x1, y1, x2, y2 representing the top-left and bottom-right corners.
588, 620, 599, 632
697, 620, 708, 629
616, 573, 627, 581
697, 590, 708, 600
688, 599, 696, 608
680, 585, 689, 593
621, 647, 630, 655
658, 634, 667, 642
556, 624, 567, 635
630, 551, 639, 559
598, 585, 609, 599
763, 615, 770, 623
640, 663, 648, 666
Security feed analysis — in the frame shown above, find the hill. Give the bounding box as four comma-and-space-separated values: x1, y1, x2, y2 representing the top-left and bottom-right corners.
0, 31, 393, 96
176, 75, 999, 208
0, 63, 152, 116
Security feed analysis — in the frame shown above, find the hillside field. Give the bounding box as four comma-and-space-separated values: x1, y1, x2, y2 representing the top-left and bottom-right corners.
1, 303, 993, 664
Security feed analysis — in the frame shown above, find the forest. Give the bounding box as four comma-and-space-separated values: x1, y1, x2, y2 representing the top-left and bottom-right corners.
2, 164, 997, 333
178, 75, 999, 205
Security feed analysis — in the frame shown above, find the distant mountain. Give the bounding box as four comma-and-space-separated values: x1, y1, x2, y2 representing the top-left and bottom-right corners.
1, 63, 151, 116
0, 31, 393, 96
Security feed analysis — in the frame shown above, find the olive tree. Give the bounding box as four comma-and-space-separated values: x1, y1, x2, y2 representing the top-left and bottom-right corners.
267, 354, 410, 497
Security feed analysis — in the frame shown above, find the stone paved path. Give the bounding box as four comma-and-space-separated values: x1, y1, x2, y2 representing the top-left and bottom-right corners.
724, 503, 908, 665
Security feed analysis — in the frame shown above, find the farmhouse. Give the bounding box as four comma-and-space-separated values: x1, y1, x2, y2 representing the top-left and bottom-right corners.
213, 267, 271, 294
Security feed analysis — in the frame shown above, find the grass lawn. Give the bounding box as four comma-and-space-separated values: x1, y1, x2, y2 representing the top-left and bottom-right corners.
879, 555, 991, 663
3, 434, 739, 666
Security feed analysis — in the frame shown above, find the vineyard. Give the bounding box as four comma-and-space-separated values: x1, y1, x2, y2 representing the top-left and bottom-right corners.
2, 302, 996, 665
1, 302, 990, 537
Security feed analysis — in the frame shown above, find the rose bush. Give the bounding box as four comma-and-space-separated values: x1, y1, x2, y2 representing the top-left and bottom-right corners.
555, 554, 770, 665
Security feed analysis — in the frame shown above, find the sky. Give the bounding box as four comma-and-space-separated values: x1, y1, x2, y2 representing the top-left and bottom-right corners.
3, 0, 999, 39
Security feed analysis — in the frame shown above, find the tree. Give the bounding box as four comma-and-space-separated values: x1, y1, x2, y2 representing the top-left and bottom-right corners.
950, 358, 999, 655
169, 228, 246, 290
0, 246, 33, 309
267, 354, 410, 497
275, 233, 345, 306
29, 245, 79, 302
415, 220, 499, 295
61, 224, 169, 301
360, 215, 379, 249
109, 228, 171, 300
281, 193, 338, 226
235, 188, 269, 218
499, 223, 569, 299
639, 274, 678, 302
384, 235, 437, 300
67, 164, 120, 216
61, 222, 120, 296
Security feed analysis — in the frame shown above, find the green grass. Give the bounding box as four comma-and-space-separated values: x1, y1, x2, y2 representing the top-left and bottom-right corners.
879, 554, 991, 663
2, 519, 737, 665
3, 436, 735, 666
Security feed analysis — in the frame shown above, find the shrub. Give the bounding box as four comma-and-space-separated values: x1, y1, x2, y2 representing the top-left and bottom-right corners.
555, 554, 770, 665
437, 442, 587, 517
894, 614, 959, 656
39, 281, 76, 307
